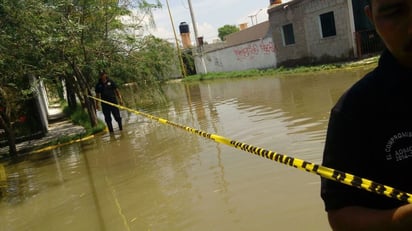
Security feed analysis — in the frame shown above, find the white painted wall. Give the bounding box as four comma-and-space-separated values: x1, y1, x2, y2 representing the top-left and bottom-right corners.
194, 37, 277, 74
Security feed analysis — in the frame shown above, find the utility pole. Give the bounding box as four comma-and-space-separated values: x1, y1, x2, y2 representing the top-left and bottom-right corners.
165, 0, 187, 78
187, 0, 207, 74
187, 0, 199, 47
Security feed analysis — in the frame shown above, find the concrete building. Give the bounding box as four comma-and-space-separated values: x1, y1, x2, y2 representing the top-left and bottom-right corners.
192, 0, 380, 74
268, 0, 380, 66
194, 21, 277, 74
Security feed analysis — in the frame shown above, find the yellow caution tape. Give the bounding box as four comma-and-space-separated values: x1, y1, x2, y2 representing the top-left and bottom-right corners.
30, 134, 96, 154
90, 96, 412, 204
0, 128, 107, 187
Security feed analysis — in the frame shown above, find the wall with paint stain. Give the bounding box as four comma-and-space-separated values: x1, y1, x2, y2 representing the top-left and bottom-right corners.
194, 37, 277, 74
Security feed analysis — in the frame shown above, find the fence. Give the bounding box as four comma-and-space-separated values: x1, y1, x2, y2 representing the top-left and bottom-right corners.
355, 29, 385, 58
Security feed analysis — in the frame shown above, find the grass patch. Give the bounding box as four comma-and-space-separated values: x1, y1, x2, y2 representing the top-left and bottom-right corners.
183, 56, 379, 82
63, 104, 106, 136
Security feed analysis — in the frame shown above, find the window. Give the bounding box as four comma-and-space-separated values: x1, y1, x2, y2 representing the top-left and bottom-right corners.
319, 11, 336, 38
282, 23, 295, 45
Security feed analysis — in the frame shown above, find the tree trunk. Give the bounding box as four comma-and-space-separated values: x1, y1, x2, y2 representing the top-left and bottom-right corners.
0, 113, 17, 158
0, 87, 17, 158
84, 89, 98, 127
65, 76, 77, 110
66, 57, 98, 127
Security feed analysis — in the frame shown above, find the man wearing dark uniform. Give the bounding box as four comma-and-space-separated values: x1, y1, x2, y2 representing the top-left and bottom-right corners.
95, 71, 123, 133
321, 0, 412, 230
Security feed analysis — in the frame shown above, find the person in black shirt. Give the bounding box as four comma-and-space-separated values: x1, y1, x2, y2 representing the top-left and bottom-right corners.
95, 71, 123, 133
321, 0, 412, 230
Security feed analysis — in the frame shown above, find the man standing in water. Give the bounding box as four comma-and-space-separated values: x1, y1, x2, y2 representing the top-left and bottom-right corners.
321, 0, 412, 230
95, 71, 123, 133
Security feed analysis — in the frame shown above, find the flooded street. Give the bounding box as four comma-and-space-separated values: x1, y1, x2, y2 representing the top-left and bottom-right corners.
0, 68, 372, 231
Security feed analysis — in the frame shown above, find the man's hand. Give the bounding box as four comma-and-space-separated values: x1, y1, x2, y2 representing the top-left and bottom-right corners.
328, 204, 412, 231
115, 89, 123, 106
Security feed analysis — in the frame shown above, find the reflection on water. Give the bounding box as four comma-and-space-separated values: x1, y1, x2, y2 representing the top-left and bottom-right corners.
0, 68, 371, 231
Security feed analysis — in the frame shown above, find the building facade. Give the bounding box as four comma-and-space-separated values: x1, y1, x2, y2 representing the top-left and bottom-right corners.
194, 21, 277, 74
268, 0, 380, 67
192, 0, 380, 74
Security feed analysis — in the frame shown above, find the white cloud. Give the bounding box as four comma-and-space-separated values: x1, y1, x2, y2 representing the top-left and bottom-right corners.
197, 22, 218, 43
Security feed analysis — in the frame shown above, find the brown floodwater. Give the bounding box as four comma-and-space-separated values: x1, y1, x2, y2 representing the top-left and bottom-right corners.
0, 67, 373, 231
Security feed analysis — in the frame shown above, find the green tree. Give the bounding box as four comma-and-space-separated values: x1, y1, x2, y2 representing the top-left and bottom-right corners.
0, 0, 179, 158
0, 0, 50, 157
218, 24, 240, 41
36, 0, 163, 129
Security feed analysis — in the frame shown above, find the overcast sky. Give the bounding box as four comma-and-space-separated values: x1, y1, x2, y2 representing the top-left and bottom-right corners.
146, 0, 291, 44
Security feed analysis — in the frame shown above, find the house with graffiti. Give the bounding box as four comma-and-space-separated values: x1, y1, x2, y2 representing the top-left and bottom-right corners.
193, 0, 381, 73
194, 21, 277, 74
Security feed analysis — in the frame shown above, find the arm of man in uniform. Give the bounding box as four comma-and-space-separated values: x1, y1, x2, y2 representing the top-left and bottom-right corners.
323, 109, 412, 231
328, 204, 412, 231
115, 89, 123, 105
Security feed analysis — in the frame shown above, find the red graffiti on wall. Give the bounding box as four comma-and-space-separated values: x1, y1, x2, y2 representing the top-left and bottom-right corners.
233, 44, 259, 61
233, 40, 276, 61
260, 41, 276, 54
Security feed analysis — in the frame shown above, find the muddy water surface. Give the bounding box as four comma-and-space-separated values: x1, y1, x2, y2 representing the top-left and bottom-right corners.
0, 68, 372, 231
